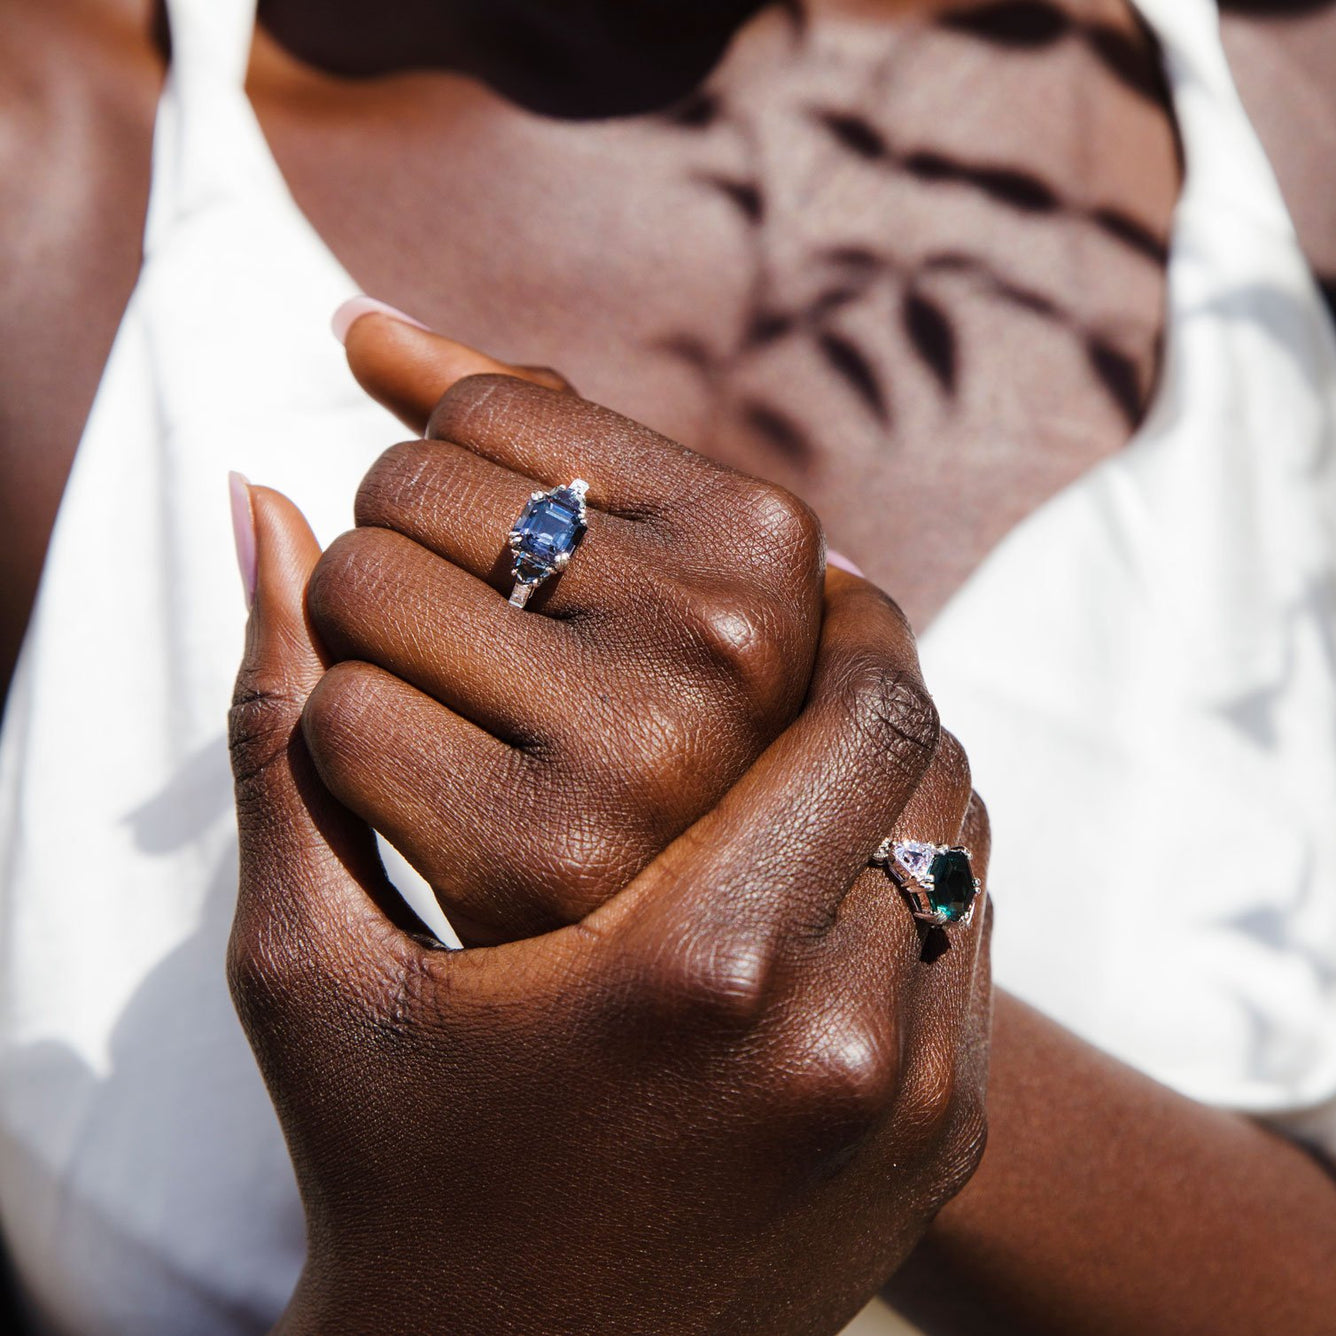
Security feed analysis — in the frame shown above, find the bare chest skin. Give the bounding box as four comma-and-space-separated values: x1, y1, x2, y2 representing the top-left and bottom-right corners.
250, 0, 1179, 630
3, 1, 1331, 709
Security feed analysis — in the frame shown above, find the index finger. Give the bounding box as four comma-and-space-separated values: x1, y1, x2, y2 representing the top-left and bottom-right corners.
339, 304, 574, 434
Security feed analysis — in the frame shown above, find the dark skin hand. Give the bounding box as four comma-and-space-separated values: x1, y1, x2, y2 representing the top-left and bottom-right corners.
303, 314, 1336, 1334
273, 312, 1336, 1336
304, 338, 834, 945
3, 0, 1336, 1331
229, 382, 992, 1333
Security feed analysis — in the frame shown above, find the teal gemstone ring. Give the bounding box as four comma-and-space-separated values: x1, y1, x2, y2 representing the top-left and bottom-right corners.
872, 838, 981, 927
507, 478, 590, 610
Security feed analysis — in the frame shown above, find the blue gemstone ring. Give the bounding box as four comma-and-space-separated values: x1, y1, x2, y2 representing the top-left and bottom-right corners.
872, 839, 981, 927
506, 478, 590, 610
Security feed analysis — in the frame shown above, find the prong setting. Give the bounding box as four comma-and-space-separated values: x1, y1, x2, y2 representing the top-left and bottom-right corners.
872, 839, 980, 927
505, 479, 589, 610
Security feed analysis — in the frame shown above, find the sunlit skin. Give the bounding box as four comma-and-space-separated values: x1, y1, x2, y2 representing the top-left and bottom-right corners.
231, 340, 993, 1333
2, 1, 1336, 1332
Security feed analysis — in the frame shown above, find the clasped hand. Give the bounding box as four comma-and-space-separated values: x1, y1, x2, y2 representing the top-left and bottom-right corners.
228, 314, 991, 1334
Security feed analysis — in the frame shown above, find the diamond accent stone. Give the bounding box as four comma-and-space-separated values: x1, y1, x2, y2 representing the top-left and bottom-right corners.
893, 841, 936, 880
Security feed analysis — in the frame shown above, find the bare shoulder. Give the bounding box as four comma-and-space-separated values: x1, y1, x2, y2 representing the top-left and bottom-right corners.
0, 0, 164, 699
0, 2, 163, 264
1220, 0, 1336, 296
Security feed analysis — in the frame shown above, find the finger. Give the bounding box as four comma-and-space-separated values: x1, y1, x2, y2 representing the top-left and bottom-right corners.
352, 438, 647, 611
849, 750, 988, 985
837, 724, 982, 969
299, 661, 644, 945
816, 761, 988, 1086
515, 364, 580, 395
820, 728, 978, 973
594, 572, 941, 963
307, 524, 585, 743
895, 729, 974, 853
426, 373, 744, 520
336, 300, 575, 435
893, 829, 992, 1174
227, 483, 416, 971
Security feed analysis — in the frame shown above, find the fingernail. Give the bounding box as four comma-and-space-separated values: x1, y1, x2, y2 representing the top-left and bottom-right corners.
828, 548, 866, 578
331, 295, 432, 345
229, 471, 257, 609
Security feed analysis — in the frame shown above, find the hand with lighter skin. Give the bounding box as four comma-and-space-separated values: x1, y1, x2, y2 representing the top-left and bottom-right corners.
227, 308, 991, 1333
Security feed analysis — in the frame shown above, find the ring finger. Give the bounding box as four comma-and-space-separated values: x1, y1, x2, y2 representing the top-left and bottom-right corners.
354, 436, 649, 617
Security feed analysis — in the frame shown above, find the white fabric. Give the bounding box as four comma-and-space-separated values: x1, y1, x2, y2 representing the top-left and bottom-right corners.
923, 0, 1336, 1134
0, 0, 1331, 1331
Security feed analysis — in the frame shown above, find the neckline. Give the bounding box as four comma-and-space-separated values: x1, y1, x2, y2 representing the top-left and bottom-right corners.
170, 0, 1206, 617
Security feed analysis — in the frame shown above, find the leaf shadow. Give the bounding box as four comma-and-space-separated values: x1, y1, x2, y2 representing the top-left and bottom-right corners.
657, 3, 1175, 464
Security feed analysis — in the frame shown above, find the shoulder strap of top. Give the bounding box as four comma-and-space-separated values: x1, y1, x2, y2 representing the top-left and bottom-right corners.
146, 0, 289, 254
1132, 0, 1292, 232
163, 0, 258, 88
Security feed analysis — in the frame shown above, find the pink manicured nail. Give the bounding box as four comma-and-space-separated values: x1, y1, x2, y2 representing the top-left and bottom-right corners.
229, 471, 257, 609
828, 549, 866, 578
331, 295, 432, 345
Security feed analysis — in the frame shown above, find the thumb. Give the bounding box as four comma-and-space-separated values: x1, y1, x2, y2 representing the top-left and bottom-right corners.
227, 476, 399, 956
331, 295, 576, 435
229, 475, 326, 817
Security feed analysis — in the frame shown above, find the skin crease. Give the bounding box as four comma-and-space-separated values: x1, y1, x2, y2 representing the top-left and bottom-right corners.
305, 358, 838, 944
318, 313, 1336, 1336
230, 371, 994, 1332
1, 0, 1335, 1331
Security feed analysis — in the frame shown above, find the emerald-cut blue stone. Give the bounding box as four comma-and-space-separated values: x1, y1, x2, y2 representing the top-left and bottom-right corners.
927, 849, 977, 923
515, 487, 585, 571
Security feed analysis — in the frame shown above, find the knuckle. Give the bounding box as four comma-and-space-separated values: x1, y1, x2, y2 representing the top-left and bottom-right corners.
897, 1039, 962, 1143
300, 661, 387, 777
676, 587, 794, 717
635, 930, 777, 1031
941, 1102, 989, 1200
353, 440, 431, 528
229, 898, 432, 1054
916, 1095, 989, 1212
225, 906, 306, 1030
726, 480, 824, 575
838, 654, 941, 779
425, 372, 525, 443
593, 678, 736, 821
228, 675, 303, 790
566, 685, 741, 837
623, 718, 705, 826
527, 800, 645, 921
779, 1019, 901, 1133
306, 529, 393, 637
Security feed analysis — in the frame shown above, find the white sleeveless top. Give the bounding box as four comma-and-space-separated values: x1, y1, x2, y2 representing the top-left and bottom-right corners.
1, 1, 1333, 1332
